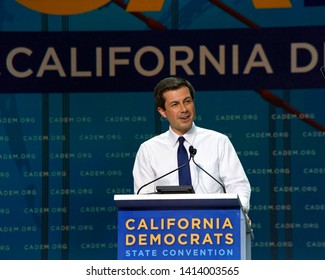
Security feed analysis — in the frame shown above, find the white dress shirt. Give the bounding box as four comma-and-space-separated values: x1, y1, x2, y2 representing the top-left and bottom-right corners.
133, 123, 251, 212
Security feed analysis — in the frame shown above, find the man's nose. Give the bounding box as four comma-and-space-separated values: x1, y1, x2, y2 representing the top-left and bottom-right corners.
180, 103, 187, 112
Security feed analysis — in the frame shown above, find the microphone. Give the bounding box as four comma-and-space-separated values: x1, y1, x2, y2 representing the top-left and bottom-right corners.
136, 151, 194, 194
189, 146, 227, 194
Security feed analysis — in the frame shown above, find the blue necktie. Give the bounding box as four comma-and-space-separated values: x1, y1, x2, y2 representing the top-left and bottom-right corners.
177, 136, 192, 185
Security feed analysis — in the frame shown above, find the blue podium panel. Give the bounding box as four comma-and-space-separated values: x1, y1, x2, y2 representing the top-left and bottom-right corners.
114, 194, 252, 260
117, 208, 241, 260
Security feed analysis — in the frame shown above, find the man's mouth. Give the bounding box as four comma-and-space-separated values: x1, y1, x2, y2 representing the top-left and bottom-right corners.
180, 115, 190, 121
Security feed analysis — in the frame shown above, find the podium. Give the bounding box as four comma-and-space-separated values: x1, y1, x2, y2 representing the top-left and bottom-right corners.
114, 193, 252, 260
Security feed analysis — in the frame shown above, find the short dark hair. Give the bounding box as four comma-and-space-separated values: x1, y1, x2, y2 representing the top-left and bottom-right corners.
154, 77, 195, 110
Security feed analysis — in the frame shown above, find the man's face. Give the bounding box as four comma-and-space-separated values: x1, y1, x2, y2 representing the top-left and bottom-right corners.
157, 86, 196, 135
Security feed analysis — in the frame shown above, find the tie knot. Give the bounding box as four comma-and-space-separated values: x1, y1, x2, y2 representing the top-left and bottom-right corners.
178, 136, 185, 145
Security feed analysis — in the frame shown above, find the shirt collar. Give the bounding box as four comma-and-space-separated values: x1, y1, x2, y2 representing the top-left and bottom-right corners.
168, 123, 197, 147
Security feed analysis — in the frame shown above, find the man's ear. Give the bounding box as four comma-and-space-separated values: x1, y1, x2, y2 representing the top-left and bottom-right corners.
157, 107, 166, 118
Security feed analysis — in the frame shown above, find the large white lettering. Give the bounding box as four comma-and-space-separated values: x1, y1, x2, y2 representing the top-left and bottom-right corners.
134, 46, 164, 76
170, 46, 194, 75
109, 47, 131, 76
243, 44, 273, 74
6, 47, 33, 78
37, 47, 66, 77
10, 43, 325, 79
291, 42, 318, 73
200, 45, 225, 75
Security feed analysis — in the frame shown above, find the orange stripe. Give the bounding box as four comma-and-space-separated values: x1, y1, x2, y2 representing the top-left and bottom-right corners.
16, 0, 112, 15
126, 0, 165, 12
252, 0, 292, 9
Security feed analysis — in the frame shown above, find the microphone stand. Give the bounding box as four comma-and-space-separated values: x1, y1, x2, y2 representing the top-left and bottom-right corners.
137, 157, 192, 194
189, 146, 227, 194
137, 145, 227, 194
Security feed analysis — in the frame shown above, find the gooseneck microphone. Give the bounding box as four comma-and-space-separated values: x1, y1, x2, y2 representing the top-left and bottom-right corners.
189, 146, 227, 194
136, 150, 195, 194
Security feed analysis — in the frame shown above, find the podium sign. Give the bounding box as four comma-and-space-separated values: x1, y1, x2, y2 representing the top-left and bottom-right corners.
115, 194, 251, 260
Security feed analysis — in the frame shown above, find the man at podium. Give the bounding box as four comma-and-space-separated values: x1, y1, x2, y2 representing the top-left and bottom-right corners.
133, 77, 251, 213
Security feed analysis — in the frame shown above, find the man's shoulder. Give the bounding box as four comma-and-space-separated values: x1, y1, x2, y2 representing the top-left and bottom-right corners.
140, 131, 169, 146
195, 126, 227, 139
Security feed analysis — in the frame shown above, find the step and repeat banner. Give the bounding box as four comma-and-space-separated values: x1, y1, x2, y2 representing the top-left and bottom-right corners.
0, 0, 325, 260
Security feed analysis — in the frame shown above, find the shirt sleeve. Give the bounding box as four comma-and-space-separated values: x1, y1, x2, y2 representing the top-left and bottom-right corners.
219, 137, 251, 213
133, 143, 156, 194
